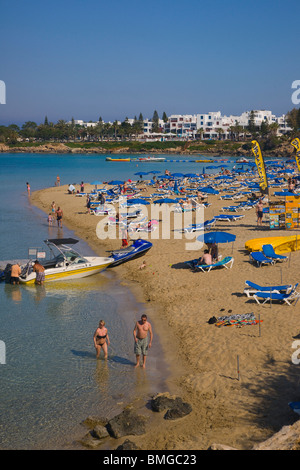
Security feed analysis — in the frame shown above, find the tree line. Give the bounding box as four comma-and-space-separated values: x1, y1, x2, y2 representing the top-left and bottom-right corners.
0, 110, 168, 144
0, 108, 299, 145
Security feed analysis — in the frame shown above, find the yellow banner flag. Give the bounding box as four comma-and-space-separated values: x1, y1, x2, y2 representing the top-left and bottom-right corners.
251, 140, 268, 191
291, 138, 300, 172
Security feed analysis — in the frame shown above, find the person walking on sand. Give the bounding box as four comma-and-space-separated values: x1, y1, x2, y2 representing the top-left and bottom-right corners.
133, 314, 153, 368
56, 206, 63, 228
93, 320, 110, 359
55, 175, 60, 186
256, 199, 264, 227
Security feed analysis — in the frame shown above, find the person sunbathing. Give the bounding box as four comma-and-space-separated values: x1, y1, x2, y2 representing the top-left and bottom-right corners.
198, 250, 212, 265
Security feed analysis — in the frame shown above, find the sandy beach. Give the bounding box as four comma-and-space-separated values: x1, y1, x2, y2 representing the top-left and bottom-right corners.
31, 178, 300, 450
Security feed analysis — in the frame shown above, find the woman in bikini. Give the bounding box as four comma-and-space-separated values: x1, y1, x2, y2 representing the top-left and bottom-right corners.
93, 320, 110, 359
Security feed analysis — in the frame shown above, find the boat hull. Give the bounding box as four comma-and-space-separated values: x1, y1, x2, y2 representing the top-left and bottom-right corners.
106, 157, 131, 162
19, 257, 113, 284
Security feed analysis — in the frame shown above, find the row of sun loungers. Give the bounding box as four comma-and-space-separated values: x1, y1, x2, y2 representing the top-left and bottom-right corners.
243, 280, 299, 306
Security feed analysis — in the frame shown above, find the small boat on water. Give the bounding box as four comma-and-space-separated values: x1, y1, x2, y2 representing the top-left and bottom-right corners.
106, 157, 131, 162
12, 238, 114, 284
236, 157, 249, 163
133, 156, 166, 162
195, 159, 214, 163
109, 239, 152, 267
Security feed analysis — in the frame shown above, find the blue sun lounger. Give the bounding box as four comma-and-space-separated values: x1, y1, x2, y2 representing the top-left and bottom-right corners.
182, 218, 216, 233
243, 280, 293, 297
253, 284, 299, 305
214, 214, 245, 221
249, 251, 275, 267
194, 256, 234, 273
262, 244, 288, 262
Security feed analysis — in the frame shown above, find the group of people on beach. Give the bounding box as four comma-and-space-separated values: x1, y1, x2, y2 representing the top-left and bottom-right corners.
10, 260, 45, 286
47, 201, 63, 228
93, 314, 153, 368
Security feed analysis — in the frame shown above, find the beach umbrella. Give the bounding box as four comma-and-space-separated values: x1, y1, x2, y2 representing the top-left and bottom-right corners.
197, 231, 236, 244
197, 187, 219, 195
274, 191, 296, 197
153, 198, 179, 204
108, 180, 125, 185
134, 172, 149, 176
184, 173, 199, 178
172, 173, 185, 178
90, 180, 102, 185
127, 198, 150, 205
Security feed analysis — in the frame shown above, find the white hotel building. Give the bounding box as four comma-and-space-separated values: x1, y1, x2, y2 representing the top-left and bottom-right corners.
69, 110, 291, 139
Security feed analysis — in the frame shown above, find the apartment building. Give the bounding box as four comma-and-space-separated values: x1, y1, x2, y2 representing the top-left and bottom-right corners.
69, 109, 291, 140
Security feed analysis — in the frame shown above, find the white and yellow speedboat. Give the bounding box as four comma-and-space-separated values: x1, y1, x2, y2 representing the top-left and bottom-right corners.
19, 238, 114, 284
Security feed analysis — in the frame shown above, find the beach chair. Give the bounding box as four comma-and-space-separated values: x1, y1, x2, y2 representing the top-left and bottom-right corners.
194, 256, 234, 273
213, 214, 245, 222
252, 283, 300, 306
243, 280, 293, 297
249, 251, 275, 267
182, 218, 216, 233
262, 244, 288, 262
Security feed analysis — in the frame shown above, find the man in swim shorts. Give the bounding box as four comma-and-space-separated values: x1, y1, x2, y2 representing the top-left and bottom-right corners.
133, 314, 153, 368
32, 261, 45, 286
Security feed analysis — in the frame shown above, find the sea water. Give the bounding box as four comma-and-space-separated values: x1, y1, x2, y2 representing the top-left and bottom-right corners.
0, 152, 237, 449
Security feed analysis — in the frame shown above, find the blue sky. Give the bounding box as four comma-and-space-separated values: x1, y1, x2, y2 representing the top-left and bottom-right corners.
1, 0, 299, 126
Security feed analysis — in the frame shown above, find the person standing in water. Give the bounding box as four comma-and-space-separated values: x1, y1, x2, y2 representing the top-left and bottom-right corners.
93, 320, 110, 359
133, 314, 153, 368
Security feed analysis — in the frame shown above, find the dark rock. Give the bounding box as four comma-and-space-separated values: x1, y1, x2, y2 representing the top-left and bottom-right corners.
164, 402, 192, 420
91, 424, 110, 440
107, 409, 148, 439
116, 439, 141, 450
151, 393, 192, 420
151, 393, 183, 412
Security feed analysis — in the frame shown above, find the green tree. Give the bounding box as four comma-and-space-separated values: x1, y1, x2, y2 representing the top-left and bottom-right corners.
162, 111, 168, 123
20, 121, 38, 139
286, 108, 300, 132
152, 110, 160, 133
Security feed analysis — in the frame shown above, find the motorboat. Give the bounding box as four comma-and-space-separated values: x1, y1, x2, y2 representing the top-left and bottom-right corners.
109, 239, 152, 267
236, 157, 249, 163
17, 238, 114, 284
106, 157, 131, 162
135, 156, 166, 162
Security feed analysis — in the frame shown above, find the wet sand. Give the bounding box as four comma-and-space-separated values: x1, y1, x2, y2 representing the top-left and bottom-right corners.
31, 181, 300, 450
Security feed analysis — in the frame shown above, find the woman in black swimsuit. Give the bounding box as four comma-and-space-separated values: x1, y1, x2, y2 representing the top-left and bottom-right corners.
93, 320, 110, 359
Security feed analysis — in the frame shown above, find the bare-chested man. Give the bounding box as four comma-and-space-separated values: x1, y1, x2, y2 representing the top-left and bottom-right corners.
133, 314, 153, 368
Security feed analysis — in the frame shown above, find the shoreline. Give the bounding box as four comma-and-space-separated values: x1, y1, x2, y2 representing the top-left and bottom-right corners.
31, 181, 300, 450
0, 140, 295, 159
